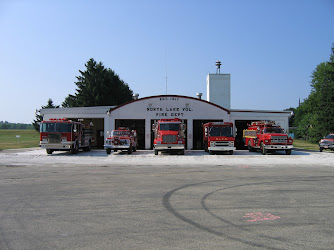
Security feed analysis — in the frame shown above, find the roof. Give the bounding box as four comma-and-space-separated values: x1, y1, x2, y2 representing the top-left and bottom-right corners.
39, 95, 293, 117
40, 106, 115, 115
230, 109, 293, 115
109, 95, 231, 114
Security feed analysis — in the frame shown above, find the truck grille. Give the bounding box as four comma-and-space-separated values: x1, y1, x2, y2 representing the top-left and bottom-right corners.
162, 135, 177, 143
271, 136, 287, 144
119, 139, 129, 145
48, 134, 61, 143
215, 141, 231, 147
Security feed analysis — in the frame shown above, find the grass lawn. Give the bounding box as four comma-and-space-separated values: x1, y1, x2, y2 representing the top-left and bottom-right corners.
0, 129, 40, 150
293, 139, 319, 151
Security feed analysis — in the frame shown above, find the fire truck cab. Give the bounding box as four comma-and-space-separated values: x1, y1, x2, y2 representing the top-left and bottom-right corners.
243, 121, 293, 155
153, 118, 186, 155
203, 122, 235, 155
104, 127, 137, 154
40, 118, 93, 154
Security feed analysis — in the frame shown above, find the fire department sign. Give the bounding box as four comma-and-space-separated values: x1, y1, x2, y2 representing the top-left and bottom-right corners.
146, 97, 194, 117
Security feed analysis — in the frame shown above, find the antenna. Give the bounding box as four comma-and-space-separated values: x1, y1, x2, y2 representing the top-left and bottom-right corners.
165, 49, 168, 94
216, 60, 221, 74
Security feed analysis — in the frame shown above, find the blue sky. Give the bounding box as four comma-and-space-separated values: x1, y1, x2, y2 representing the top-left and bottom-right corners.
1, 0, 333, 124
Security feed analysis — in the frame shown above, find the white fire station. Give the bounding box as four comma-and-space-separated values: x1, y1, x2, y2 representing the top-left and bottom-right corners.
41, 67, 292, 150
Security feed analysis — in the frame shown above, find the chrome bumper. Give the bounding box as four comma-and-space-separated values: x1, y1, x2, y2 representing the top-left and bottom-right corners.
264, 145, 293, 150
40, 142, 72, 149
208, 146, 236, 151
104, 144, 130, 150
319, 144, 334, 149
154, 144, 185, 150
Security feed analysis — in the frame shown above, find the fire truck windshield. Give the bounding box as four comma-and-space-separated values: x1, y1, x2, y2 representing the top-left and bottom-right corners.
40, 123, 72, 133
209, 127, 233, 137
263, 127, 283, 133
159, 123, 180, 131
112, 131, 131, 136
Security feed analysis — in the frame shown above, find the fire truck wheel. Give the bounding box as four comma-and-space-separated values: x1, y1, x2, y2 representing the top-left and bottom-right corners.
209, 150, 214, 155
204, 142, 208, 152
71, 142, 79, 154
46, 149, 53, 155
286, 149, 292, 155
154, 149, 158, 155
128, 146, 132, 154
260, 142, 267, 155
83, 141, 91, 152
248, 141, 255, 152
106, 148, 111, 154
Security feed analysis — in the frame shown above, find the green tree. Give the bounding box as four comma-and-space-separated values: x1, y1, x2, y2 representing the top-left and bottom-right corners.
62, 58, 133, 107
32, 98, 59, 132
0, 121, 10, 129
310, 46, 334, 138
294, 44, 334, 142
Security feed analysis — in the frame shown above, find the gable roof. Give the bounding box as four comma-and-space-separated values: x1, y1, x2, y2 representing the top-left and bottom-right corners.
109, 95, 231, 114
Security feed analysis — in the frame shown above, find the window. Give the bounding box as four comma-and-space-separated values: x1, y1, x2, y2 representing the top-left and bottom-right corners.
55, 123, 72, 133
41, 123, 55, 132
325, 134, 334, 139
159, 123, 180, 131
40, 122, 72, 133
263, 127, 283, 134
209, 127, 233, 137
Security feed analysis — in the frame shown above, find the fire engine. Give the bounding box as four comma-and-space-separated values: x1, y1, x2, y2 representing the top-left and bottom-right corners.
104, 127, 137, 154
153, 118, 186, 155
203, 122, 235, 155
243, 121, 293, 155
40, 118, 93, 154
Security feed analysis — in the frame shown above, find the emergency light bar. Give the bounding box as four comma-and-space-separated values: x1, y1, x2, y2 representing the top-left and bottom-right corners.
48, 118, 68, 121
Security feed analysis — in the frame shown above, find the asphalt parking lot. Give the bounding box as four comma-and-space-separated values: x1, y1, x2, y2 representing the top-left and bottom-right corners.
0, 149, 333, 249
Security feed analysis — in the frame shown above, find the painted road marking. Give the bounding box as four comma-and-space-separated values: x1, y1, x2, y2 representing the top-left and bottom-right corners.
243, 212, 280, 222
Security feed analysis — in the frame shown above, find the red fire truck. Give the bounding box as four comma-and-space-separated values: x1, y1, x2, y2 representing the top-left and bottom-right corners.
40, 118, 93, 154
153, 118, 186, 155
203, 122, 235, 155
243, 121, 293, 155
104, 127, 137, 154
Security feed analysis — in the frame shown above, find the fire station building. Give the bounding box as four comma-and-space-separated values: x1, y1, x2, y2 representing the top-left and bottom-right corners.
40, 71, 292, 150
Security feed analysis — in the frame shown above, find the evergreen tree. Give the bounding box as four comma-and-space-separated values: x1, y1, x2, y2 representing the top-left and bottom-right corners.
33, 99, 59, 132
62, 58, 133, 107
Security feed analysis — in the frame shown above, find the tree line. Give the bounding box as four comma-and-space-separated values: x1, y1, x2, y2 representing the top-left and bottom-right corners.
290, 44, 334, 143
0, 121, 34, 130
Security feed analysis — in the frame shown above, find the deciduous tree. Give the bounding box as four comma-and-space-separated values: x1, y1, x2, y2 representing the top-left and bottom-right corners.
294, 44, 334, 142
